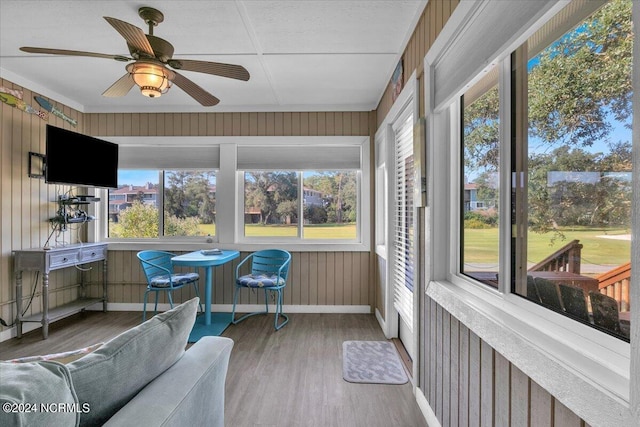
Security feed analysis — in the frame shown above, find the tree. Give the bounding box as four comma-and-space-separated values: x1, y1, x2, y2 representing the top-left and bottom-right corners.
464, 0, 632, 167
463, 0, 632, 237
463, 86, 499, 171
528, 0, 632, 148
305, 171, 357, 224
112, 200, 206, 238
528, 144, 632, 234
164, 171, 216, 224
244, 172, 297, 225
114, 201, 158, 238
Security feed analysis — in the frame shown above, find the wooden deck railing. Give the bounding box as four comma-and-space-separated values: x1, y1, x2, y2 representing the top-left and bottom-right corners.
529, 239, 583, 274
597, 262, 631, 312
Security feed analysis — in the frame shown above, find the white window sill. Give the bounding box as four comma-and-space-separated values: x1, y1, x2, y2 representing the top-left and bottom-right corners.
426, 278, 633, 426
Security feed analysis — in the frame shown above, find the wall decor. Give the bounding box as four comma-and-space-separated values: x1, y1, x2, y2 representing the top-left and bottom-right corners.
391, 60, 403, 102
0, 87, 49, 121
34, 96, 77, 127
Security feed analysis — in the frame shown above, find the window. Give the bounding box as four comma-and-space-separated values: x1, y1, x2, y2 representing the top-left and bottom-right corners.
108, 170, 159, 239
426, 0, 635, 419
455, 0, 632, 340
511, 0, 632, 341
237, 142, 364, 243
461, 64, 500, 287
108, 170, 216, 238
242, 170, 359, 240
243, 171, 299, 238
103, 136, 369, 248
164, 171, 216, 237
303, 171, 358, 240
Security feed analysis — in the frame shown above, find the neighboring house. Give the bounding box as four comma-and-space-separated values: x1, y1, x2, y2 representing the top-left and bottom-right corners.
463, 182, 482, 211
108, 183, 217, 222
108, 183, 158, 222
302, 187, 324, 207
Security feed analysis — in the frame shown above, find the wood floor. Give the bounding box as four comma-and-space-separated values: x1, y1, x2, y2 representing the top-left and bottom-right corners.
0, 311, 427, 427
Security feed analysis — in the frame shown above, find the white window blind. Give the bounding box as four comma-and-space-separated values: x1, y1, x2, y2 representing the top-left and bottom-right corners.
392, 112, 415, 329
118, 146, 220, 169
237, 145, 361, 170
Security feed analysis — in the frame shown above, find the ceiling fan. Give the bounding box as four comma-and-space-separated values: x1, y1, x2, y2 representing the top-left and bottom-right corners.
20, 6, 250, 106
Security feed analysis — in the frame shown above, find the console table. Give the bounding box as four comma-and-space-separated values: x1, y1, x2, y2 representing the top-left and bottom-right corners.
14, 243, 108, 339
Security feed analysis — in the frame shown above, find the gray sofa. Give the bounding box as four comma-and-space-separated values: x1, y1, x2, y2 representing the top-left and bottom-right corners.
1, 298, 233, 427
104, 335, 233, 427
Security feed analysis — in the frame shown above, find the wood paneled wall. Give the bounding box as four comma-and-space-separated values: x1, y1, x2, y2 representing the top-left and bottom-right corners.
377, 0, 459, 125
421, 295, 588, 427
84, 111, 372, 137
0, 78, 86, 331
92, 251, 370, 307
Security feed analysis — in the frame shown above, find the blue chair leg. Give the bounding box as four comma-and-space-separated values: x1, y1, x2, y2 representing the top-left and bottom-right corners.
233, 286, 271, 325
274, 289, 288, 330
231, 285, 241, 324
142, 289, 150, 322
168, 291, 174, 309
153, 290, 159, 316
264, 289, 269, 313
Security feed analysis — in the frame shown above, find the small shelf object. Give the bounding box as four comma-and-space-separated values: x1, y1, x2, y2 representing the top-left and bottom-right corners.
14, 242, 108, 339
50, 195, 100, 230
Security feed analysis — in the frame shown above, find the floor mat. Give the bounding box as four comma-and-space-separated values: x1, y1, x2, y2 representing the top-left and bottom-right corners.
342, 340, 408, 384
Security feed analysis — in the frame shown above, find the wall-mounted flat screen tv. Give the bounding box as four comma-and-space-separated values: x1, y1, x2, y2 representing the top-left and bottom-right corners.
45, 125, 118, 189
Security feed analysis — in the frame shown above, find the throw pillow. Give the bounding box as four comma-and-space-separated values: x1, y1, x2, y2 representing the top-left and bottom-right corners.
0, 360, 80, 427
67, 297, 198, 426
8, 342, 103, 365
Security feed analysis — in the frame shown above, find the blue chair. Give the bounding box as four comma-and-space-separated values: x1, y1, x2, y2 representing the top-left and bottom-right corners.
137, 250, 203, 321
231, 249, 291, 330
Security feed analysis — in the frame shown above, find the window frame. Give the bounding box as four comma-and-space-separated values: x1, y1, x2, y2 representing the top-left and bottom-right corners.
91, 136, 370, 253
422, 1, 637, 425
234, 137, 368, 247
237, 169, 362, 244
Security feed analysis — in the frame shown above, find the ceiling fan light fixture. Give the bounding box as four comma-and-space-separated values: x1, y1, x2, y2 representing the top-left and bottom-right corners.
126, 61, 175, 98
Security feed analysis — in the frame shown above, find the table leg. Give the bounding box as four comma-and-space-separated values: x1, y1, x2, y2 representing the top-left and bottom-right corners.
205, 266, 212, 325
42, 272, 49, 339
16, 271, 23, 338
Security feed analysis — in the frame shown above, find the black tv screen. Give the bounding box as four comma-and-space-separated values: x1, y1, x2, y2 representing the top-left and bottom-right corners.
45, 125, 118, 189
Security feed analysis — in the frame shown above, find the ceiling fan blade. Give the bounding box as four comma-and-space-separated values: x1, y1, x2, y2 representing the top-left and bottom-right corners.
102, 74, 135, 97
172, 72, 220, 106
20, 47, 131, 61
104, 16, 155, 58
169, 59, 250, 81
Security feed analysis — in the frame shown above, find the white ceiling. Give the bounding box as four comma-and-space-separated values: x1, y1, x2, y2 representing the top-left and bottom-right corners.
0, 0, 425, 113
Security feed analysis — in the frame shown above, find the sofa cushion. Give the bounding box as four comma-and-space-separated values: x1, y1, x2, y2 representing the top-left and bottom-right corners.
0, 360, 80, 427
67, 297, 198, 426
8, 342, 103, 365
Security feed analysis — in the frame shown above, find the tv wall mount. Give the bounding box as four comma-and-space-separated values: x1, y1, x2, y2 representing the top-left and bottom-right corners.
28, 151, 45, 179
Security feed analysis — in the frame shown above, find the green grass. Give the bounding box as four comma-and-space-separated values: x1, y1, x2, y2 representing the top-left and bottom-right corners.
463, 226, 630, 266
111, 222, 356, 239
245, 223, 357, 239
198, 224, 216, 235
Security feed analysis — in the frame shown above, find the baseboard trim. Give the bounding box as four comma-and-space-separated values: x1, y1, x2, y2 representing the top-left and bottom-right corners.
416, 388, 441, 427
89, 303, 372, 314
0, 321, 43, 342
